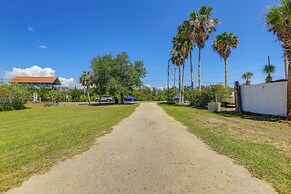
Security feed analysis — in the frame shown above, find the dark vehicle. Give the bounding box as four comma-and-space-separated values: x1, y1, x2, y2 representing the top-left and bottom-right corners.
96, 95, 113, 102
169, 96, 181, 104
124, 96, 136, 102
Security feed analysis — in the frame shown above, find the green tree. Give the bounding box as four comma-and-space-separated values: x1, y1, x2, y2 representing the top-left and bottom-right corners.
90, 52, 146, 103
265, 0, 291, 118
263, 64, 276, 83
178, 20, 196, 92
265, 0, 291, 79
189, 6, 220, 92
79, 71, 93, 104
242, 72, 253, 85
212, 32, 238, 88
69, 87, 84, 102
170, 48, 184, 103
172, 35, 187, 103
0, 83, 30, 111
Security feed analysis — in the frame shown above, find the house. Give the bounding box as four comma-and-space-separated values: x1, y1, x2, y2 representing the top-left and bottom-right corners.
9, 76, 61, 88
9, 76, 62, 102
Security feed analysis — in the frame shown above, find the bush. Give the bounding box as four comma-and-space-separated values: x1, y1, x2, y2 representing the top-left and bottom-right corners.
189, 90, 213, 108
189, 84, 232, 108
0, 83, 30, 111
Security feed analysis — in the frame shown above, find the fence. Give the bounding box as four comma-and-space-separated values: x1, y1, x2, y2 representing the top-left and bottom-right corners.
240, 81, 287, 116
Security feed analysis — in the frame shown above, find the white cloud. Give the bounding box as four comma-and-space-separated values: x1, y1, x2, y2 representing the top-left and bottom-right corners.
39, 45, 47, 49
59, 77, 79, 88
4, 65, 55, 79
28, 26, 34, 31
4, 65, 78, 88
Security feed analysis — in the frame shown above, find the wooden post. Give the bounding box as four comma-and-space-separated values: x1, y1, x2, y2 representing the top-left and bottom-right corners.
234, 81, 242, 113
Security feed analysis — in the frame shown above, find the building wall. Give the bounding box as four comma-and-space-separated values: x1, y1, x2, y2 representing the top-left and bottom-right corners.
241, 81, 287, 116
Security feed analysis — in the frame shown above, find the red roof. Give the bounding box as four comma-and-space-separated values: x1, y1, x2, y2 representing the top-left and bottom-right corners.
9, 76, 61, 85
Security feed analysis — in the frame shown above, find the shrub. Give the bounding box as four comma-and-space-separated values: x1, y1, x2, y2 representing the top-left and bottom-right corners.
189, 84, 232, 108
0, 83, 30, 111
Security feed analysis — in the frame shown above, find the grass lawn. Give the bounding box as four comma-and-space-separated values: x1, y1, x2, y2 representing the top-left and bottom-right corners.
160, 104, 291, 194
0, 104, 138, 192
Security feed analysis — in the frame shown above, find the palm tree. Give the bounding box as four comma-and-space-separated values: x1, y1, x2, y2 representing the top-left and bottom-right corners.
79, 71, 93, 105
265, 0, 291, 78
170, 48, 184, 103
242, 72, 253, 85
172, 33, 188, 103
189, 6, 220, 92
265, 0, 291, 118
263, 64, 276, 83
212, 32, 238, 88
177, 20, 196, 92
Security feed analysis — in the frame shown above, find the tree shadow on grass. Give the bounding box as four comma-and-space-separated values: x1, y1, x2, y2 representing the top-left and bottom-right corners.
87, 102, 138, 107
160, 102, 287, 123
214, 111, 287, 122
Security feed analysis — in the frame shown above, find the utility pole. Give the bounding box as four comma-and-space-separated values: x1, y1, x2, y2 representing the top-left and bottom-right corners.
167, 59, 170, 103
268, 55, 271, 67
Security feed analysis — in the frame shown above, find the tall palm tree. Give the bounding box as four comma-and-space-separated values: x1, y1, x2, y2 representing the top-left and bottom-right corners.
170, 46, 185, 103
263, 64, 276, 83
189, 6, 220, 92
212, 32, 238, 88
79, 71, 93, 105
177, 20, 196, 92
265, 0, 291, 118
172, 20, 197, 102
242, 72, 253, 85
174, 25, 192, 102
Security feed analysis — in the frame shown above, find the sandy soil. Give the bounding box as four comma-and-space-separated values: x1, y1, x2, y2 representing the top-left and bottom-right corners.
6, 103, 277, 194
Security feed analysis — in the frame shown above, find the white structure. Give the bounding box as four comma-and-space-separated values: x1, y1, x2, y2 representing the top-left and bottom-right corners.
241, 81, 287, 116
208, 102, 221, 112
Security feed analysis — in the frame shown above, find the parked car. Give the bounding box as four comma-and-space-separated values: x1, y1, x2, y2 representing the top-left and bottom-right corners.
96, 95, 113, 102
169, 96, 181, 104
124, 96, 136, 102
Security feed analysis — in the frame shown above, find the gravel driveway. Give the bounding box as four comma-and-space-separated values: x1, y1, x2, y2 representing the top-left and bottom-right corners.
7, 103, 276, 194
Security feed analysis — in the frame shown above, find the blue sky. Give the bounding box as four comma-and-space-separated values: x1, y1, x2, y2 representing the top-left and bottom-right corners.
0, 0, 285, 88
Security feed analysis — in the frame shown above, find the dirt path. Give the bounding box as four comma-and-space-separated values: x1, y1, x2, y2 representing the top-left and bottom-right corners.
7, 103, 276, 194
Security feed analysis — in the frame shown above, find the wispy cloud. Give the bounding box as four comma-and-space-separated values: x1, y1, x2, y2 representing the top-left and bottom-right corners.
28, 26, 34, 32
39, 45, 47, 49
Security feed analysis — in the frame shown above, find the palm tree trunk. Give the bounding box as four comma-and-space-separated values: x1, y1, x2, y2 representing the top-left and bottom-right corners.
190, 49, 194, 92
224, 58, 228, 88
167, 60, 170, 103
87, 88, 91, 105
121, 93, 124, 104
198, 47, 202, 93
287, 55, 291, 119
182, 63, 185, 103
179, 65, 181, 103
284, 51, 288, 79
173, 67, 176, 94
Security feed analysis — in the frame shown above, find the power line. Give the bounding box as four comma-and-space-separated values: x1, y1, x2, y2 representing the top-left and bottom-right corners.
188, 57, 266, 75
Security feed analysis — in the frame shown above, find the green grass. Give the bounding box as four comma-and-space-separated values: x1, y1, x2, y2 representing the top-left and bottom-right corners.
160, 104, 291, 194
0, 104, 138, 192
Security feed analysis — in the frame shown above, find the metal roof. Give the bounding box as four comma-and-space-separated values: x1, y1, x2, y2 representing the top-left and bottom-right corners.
9, 76, 61, 85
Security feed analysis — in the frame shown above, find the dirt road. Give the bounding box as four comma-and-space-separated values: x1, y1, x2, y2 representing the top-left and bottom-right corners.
7, 103, 276, 194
